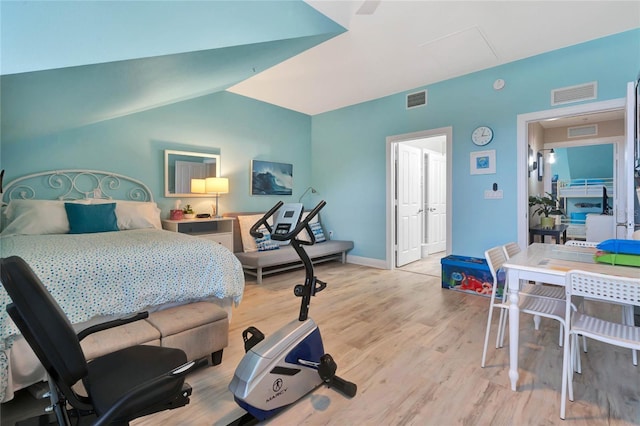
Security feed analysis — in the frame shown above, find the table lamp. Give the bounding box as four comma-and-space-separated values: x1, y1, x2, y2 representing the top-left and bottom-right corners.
205, 177, 229, 218
190, 178, 206, 194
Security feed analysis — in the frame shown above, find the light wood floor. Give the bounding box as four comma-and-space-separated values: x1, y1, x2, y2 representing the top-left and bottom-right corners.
3, 258, 639, 425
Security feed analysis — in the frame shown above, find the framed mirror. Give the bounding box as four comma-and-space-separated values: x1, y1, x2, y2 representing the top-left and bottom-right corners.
164, 150, 220, 197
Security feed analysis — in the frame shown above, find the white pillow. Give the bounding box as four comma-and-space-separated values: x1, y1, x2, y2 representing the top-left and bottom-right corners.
1, 199, 90, 236
238, 214, 277, 252
90, 200, 162, 230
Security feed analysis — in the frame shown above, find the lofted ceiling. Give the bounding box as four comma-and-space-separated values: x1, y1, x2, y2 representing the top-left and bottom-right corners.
1, 1, 639, 143
230, 1, 640, 114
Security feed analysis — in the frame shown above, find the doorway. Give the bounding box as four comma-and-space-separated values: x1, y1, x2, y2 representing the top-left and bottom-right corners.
517, 98, 629, 247
386, 127, 452, 269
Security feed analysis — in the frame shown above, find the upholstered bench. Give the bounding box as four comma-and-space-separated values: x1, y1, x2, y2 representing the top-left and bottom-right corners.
78, 302, 229, 365
80, 318, 161, 361
30, 301, 229, 400
145, 301, 229, 365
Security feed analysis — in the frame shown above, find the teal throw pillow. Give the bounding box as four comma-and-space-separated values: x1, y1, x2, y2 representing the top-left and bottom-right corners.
65, 202, 119, 234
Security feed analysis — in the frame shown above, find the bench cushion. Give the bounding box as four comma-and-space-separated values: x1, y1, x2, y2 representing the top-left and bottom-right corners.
145, 302, 229, 361
81, 319, 161, 361
234, 240, 354, 269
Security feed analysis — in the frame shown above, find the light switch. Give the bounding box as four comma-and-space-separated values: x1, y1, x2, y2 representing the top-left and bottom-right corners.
484, 190, 504, 199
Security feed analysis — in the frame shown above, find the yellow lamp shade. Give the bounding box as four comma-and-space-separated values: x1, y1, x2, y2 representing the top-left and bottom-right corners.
190, 178, 206, 194
205, 177, 229, 194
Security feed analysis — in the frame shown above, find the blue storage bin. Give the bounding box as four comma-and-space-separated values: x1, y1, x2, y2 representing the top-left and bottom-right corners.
441, 255, 504, 298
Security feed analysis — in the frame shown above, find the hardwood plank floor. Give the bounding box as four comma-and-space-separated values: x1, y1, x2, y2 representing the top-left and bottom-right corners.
3, 259, 639, 425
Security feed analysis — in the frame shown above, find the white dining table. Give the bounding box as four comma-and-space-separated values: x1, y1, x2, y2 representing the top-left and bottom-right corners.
502, 242, 640, 391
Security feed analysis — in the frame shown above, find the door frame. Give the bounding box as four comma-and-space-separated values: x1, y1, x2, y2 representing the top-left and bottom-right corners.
516, 98, 626, 248
386, 126, 452, 270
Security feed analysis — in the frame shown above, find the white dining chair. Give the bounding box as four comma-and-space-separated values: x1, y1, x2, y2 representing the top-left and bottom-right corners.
503, 242, 565, 300
560, 270, 640, 420
499, 242, 567, 347
481, 246, 568, 368
563, 240, 636, 360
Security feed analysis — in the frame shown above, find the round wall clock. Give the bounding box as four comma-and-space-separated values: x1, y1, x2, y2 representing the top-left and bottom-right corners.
471, 126, 493, 146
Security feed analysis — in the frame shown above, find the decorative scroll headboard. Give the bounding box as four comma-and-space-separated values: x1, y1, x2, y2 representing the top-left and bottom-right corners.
1, 170, 154, 205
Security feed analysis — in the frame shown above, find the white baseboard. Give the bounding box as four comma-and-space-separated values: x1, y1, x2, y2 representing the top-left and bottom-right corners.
346, 255, 387, 269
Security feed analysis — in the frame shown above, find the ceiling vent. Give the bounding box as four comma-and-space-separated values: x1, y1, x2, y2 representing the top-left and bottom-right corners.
568, 124, 598, 138
551, 82, 597, 106
407, 90, 427, 109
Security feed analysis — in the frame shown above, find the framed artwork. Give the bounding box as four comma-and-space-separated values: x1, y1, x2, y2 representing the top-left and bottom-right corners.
470, 150, 496, 175
251, 160, 293, 196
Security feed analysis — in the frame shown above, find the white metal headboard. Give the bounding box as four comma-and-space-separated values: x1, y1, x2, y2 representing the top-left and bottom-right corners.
1, 170, 154, 204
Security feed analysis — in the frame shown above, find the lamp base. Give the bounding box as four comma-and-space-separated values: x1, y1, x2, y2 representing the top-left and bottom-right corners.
213, 195, 222, 219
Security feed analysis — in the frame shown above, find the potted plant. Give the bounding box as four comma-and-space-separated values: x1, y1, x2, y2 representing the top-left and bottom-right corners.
183, 204, 195, 219
529, 193, 563, 228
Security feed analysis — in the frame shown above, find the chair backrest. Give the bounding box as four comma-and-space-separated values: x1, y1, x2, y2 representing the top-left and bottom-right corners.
485, 246, 507, 285
564, 241, 599, 248
0, 257, 88, 390
566, 270, 640, 307
503, 242, 521, 259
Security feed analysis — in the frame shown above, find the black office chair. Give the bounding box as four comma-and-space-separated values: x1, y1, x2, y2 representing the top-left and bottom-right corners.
0, 256, 202, 426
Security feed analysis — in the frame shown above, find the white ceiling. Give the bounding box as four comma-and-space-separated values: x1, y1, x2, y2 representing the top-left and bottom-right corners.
1, 1, 638, 143
229, 1, 640, 115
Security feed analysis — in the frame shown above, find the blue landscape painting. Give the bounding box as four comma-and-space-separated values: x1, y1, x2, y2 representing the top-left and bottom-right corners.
251, 160, 293, 196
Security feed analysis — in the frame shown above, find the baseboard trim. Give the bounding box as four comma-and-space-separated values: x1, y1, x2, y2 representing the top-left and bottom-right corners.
346, 255, 387, 269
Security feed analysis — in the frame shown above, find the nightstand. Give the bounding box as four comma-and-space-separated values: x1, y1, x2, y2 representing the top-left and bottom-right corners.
162, 217, 234, 251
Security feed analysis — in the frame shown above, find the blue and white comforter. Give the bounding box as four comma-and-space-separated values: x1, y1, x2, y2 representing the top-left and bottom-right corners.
0, 229, 245, 401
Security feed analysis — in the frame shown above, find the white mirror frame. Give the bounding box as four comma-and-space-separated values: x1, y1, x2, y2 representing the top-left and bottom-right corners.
164, 150, 220, 197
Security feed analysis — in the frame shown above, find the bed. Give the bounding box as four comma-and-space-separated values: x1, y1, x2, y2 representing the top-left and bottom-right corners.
557, 177, 615, 239
557, 177, 614, 198
0, 170, 245, 402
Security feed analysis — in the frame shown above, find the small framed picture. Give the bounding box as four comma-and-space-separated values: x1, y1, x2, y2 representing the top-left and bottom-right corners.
470, 150, 496, 175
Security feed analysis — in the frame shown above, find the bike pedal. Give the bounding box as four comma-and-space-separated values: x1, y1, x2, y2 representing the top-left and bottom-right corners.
242, 326, 265, 352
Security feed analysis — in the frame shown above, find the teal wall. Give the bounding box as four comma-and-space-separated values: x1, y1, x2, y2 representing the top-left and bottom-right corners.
2, 91, 313, 215
2, 0, 343, 75
311, 29, 640, 259
1, 29, 639, 261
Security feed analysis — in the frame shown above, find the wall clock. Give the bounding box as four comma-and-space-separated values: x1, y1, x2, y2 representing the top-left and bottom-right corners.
471, 126, 493, 146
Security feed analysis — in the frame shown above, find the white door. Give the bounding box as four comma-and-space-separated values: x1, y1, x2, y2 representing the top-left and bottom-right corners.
396, 144, 422, 267
425, 151, 446, 254
622, 80, 638, 238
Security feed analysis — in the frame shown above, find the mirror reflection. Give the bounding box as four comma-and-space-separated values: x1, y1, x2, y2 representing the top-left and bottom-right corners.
164, 150, 220, 197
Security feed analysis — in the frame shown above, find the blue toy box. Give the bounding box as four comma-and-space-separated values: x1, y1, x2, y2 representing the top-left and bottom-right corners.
440, 255, 504, 298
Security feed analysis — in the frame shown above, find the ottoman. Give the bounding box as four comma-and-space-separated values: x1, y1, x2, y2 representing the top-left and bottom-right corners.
146, 301, 229, 365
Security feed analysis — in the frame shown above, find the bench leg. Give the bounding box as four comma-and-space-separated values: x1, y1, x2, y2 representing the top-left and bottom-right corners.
341, 251, 346, 264
257, 268, 263, 284
211, 349, 224, 366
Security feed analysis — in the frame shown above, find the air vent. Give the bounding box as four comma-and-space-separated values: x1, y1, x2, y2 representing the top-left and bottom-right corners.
551, 82, 597, 106
568, 124, 598, 138
407, 90, 427, 109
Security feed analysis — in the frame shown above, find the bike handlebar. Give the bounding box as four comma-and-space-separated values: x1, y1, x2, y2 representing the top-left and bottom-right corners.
250, 200, 327, 243
271, 200, 326, 242
249, 201, 283, 238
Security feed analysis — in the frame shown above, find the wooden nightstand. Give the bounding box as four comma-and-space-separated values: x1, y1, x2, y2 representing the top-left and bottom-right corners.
162, 217, 234, 251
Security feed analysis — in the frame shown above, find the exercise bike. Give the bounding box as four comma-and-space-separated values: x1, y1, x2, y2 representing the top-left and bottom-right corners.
228, 200, 357, 424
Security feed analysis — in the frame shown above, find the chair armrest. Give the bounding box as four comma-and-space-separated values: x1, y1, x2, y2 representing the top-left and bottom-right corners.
77, 312, 149, 341
92, 357, 207, 426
